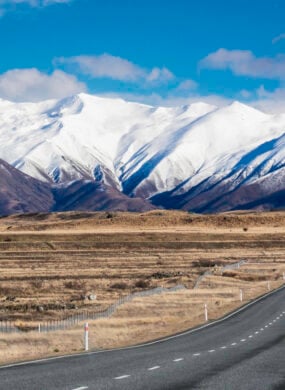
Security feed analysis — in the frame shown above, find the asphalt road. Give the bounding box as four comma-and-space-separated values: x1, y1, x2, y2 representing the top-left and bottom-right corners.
0, 285, 285, 390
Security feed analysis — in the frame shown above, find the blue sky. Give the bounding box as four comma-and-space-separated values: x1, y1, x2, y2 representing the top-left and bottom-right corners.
0, 0, 285, 112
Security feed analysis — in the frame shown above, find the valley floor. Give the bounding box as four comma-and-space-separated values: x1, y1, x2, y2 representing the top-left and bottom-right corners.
0, 210, 284, 364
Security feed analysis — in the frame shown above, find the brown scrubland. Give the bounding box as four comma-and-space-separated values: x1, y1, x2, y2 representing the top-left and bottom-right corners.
0, 210, 284, 364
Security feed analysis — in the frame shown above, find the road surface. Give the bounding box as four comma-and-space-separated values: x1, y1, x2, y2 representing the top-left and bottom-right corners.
0, 285, 285, 390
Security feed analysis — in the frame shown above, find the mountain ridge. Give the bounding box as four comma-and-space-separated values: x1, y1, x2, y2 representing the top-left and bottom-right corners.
1, 93, 285, 214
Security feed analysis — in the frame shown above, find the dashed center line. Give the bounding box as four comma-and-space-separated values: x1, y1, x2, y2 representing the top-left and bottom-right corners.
114, 375, 131, 380
111, 308, 285, 384
148, 366, 160, 371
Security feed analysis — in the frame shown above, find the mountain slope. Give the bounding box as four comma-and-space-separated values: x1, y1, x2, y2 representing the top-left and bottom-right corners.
1, 94, 285, 213
0, 159, 53, 215
0, 160, 153, 216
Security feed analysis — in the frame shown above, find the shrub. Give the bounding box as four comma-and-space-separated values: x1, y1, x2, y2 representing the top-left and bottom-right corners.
64, 280, 86, 290
110, 282, 128, 290
134, 279, 149, 289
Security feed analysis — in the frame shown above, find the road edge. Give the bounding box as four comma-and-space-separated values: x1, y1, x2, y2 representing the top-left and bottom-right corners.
1, 282, 284, 369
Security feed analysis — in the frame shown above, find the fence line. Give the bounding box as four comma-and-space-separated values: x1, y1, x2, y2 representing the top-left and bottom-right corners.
0, 284, 186, 334
193, 260, 247, 289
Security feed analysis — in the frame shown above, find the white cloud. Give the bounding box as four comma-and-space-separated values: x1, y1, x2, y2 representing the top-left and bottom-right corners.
0, 0, 71, 6
56, 54, 175, 85
0, 0, 72, 15
146, 67, 174, 84
252, 85, 285, 113
176, 79, 198, 91
199, 48, 285, 80
272, 33, 285, 44
0, 68, 86, 102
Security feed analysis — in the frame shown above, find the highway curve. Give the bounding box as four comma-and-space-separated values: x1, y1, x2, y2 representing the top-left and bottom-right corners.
0, 285, 285, 390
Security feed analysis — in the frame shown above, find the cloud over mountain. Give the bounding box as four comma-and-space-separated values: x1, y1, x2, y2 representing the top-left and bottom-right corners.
200, 48, 285, 80
0, 68, 86, 102
56, 54, 175, 85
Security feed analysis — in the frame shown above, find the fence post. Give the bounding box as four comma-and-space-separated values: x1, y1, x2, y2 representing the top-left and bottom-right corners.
239, 289, 243, 302
38, 323, 41, 333
84, 322, 89, 351
204, 303, 208, 322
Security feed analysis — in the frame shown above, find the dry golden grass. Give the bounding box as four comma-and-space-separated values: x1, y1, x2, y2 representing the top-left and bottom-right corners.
0, 210, 285, 364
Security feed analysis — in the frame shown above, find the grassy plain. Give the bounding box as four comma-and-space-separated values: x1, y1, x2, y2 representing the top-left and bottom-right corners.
0, 210, 284, 364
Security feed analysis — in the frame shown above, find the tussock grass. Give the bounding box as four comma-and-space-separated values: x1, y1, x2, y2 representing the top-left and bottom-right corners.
0, 210, 284, 364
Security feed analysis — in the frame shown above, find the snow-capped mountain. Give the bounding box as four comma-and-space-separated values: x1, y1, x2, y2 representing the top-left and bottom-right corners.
1, 92, 285, 214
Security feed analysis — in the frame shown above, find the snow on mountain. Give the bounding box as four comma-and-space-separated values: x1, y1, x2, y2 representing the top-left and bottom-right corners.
1, 93, 285, 213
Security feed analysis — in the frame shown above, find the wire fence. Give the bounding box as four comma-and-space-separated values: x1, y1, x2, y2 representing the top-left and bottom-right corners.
0, 260, 248, 333
0, 284, 186, 334
193, 259, 247, 289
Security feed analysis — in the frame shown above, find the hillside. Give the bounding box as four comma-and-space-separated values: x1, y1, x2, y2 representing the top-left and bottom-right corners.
1, 94, 285, 213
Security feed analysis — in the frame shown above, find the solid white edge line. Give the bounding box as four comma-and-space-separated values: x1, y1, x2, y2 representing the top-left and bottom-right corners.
1, 284, 284, 370
173, 358, 184, 362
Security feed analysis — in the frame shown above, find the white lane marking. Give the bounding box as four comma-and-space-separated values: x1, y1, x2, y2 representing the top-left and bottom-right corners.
2, 285, 285, 371
260, 328, 264, 331
277, 317, 280, 320
148, 366, 160, 371
255, 331, 259, 334
72, 387, 88, 390
265, 325, 268, 328
114, 375, 130, 380
273, 320, 276, 322
208, 349, 215, 353
249, 335, 253, 338
193, 353, 201, 356
240, 339, 246, 342
269, 322, 273, 325
173, 358, 184, 362
231, 343, 237, 346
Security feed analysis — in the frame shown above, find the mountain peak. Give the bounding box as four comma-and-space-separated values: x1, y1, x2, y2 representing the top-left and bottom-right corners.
1, 94, 285, 214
